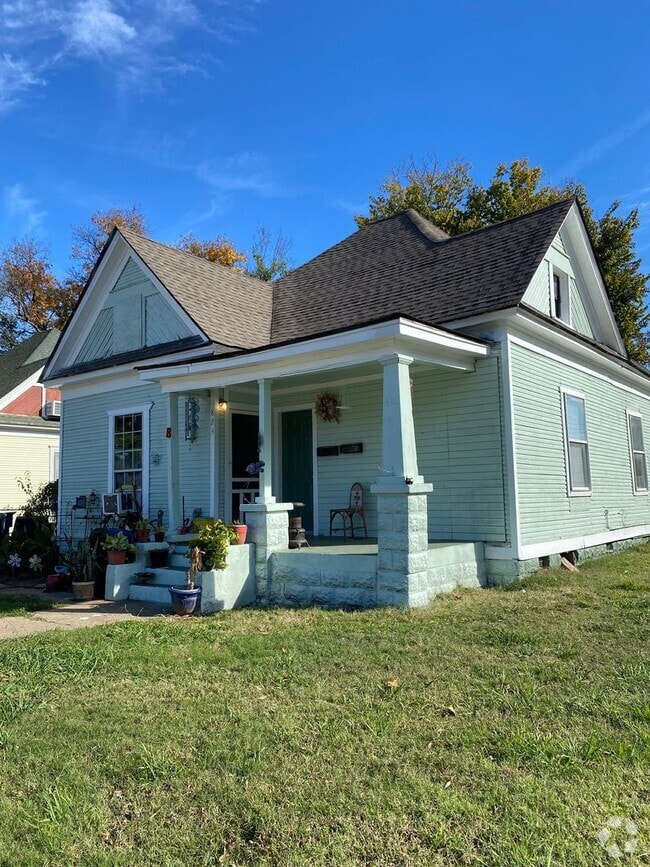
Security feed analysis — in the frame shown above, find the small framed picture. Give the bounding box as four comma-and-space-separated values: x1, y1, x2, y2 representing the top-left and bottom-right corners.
75, 495, 87, 509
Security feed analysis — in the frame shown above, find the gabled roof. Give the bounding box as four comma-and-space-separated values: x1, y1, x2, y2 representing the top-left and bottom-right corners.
271, 199, 575, 344
119, 229, 273, 350
0, 330, 60, 400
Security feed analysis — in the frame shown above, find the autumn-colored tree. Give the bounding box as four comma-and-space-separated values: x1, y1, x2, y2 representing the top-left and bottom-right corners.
177, 233, 247, 268
70, 205, 148, 281
0, 239, 66, 350
356, 158, 649, 363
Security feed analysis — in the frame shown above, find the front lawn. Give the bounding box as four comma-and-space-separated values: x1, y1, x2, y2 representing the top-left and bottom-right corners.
0, 548, 647, 865
0, 594, 58, 618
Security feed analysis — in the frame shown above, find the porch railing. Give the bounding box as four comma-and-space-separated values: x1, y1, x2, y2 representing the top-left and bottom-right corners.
231, 477, 259, 520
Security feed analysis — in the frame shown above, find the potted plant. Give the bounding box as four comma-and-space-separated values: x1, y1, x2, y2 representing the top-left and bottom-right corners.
149, 546, 169, 568
133, 519, 151, 543
229, 519, 247, 545
151, 522, 167, 543
65, 540, 98, 601
192, 520, 236, 569
101, 532, 136, 565
169, 545, 203, 615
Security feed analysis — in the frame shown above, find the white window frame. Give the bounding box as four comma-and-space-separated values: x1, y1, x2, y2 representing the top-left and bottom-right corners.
49, 446, 59, 482
107, 403, 152, 516
552, 268, 571, 327
627, 411, 648, 494
561, 388, 591, 497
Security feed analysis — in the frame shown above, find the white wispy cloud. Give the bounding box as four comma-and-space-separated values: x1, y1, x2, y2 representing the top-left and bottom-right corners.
0, 54, 46, 112
3, 183, 47, 234
557, 107, 650, 178
197, 152, 283, 197
0, 0, 263, 111
66, 0, 136, 57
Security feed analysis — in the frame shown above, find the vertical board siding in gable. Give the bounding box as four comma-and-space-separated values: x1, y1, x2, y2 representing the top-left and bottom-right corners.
61, 383, 168, 531
75, 307, 114, 363
110, 259, 147, 294
569, 277, 595, 339
511, 342, 650, 546
145, 292, 190, 346
522, 261, 551, 315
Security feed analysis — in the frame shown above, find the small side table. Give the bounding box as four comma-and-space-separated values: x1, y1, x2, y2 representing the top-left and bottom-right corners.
289, 502, 309, 549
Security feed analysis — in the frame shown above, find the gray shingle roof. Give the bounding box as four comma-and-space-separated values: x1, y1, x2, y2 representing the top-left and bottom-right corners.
0, 413, 58, 429
0, 330, 60, 400
271, 199, 575, 343
120, 229, 273, 350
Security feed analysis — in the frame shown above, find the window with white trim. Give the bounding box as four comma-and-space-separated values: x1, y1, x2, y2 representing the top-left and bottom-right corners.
627, 412, 648, 492
552, 269, 570, 325
562, 392, 591, 493
112, 412, 143, 509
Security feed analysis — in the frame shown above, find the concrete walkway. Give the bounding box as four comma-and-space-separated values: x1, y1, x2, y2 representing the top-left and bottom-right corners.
0, 582, 166, 640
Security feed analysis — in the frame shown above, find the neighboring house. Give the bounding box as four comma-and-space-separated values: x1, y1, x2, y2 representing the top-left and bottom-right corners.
0, 330, 61, 513
42, 200, 650, 607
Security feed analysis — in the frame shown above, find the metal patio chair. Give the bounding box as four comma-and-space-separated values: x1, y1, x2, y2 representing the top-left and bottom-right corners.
329, 482, 368, 539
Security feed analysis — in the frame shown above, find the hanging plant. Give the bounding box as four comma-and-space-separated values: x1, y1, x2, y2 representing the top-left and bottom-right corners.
315, 391, 340, 423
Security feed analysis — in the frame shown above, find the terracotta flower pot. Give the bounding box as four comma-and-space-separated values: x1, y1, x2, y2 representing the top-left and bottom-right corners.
135, 529, 150, 543
71, 580, 95, 601
230, 524, 247, 545
106, 550, 127, 565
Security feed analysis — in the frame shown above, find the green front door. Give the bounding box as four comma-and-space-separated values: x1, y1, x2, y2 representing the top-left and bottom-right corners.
281, 409, 314, 533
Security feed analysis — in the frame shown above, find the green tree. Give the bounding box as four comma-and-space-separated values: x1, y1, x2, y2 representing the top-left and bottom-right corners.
247, 226, 291, 281
356, 157, 649, 363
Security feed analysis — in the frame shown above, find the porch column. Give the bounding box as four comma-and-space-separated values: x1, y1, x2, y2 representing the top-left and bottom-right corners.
242, 377, 292, 603
371, 354, 433, 607
166, 392, 180, 535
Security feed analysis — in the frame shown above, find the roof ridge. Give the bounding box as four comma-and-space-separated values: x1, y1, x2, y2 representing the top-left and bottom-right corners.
118, 227, 268, 288
439, 197, 576, 244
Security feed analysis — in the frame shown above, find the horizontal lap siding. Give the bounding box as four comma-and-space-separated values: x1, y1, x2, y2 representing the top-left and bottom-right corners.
511, 343, 650, 545
61, 384, 168, 526
176, 391, 212, 520
0, 432, 58, 510
413, 356, 507, 542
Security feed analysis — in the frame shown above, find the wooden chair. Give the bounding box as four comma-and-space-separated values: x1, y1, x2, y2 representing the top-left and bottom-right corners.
329, 483, 368, 539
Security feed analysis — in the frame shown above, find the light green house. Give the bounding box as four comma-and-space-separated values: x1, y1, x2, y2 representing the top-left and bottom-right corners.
42, 199, 650, 607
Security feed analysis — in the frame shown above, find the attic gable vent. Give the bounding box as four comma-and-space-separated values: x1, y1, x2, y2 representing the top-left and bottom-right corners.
42, 400, 61, 420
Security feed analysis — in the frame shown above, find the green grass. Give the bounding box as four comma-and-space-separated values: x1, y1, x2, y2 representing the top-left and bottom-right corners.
0, 594, 58, 617
0, 548, 648, 866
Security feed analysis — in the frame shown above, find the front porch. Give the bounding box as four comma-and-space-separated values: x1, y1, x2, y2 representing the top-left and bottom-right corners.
140, 317, 499, 608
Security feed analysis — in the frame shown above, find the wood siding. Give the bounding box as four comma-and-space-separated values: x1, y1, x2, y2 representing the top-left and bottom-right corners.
511, 342, 650, 546
74, 257, 191, 365
0, 431, 58, 510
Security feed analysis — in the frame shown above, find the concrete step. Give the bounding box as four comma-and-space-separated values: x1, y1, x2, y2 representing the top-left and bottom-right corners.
169, 552, 191, 570
129, 583, 173, 606
131, 566, 186, 587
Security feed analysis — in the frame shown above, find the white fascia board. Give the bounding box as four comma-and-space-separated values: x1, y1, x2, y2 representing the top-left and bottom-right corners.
562, 205, 625, 354
439, 308, 519, 333
0, 425, 59, 437
44, 233, 209, 379
509, 312, 650, 399
0, 367, 43, 410
144, 318, 490, 392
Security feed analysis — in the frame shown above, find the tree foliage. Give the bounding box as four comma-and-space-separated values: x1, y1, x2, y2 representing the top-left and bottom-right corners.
247, 226, 291, 281
356, 157, 649, 363
177, 233, 247, 268
70, 205, 148, 281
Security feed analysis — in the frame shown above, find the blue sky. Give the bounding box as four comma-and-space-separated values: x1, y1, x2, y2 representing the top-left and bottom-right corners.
1, 0, 649, 279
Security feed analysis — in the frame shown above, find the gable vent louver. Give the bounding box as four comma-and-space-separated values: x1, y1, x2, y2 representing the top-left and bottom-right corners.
42, 400, 61, 420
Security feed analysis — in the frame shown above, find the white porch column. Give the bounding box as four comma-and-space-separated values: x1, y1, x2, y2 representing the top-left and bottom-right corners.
242, 377, 292, 603
374, 354, 423, 487
371, 354, 433, 607
166, 392, 180, 534
256, 377, 275, 504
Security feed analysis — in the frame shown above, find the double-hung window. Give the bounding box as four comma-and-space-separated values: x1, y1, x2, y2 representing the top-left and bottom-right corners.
108, 405, 151, 513
627, 412, 648, 493
562, 391, 591, 494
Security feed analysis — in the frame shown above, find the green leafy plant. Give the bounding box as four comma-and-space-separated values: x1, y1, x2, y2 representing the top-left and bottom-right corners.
64, 540, 98, 583
100, 533, 136, 554
134, 519, 150, 531
190, 520, 236, 571
17, 474, 58, 522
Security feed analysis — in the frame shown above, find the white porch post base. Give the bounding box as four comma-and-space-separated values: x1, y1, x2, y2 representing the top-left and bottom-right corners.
241, 501, 293, 602
371, 482, 433, 607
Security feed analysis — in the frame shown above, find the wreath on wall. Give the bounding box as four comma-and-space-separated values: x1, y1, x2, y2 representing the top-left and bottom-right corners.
315, 391, 340, 423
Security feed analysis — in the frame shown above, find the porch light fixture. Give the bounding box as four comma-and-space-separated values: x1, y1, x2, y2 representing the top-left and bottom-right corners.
217, 398, 228, 411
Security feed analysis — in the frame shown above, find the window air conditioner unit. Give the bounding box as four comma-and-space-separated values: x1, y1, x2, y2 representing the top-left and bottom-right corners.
102, 492, 127, 516
42, 400, 61, 420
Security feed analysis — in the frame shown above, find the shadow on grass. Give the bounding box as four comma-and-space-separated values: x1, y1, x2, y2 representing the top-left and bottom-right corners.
0, 595, 58, 617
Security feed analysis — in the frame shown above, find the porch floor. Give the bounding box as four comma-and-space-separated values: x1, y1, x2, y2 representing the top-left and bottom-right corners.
295, 538, 478, 556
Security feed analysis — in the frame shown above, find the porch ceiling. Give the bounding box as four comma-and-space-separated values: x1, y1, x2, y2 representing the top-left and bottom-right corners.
139, 317, 490, 394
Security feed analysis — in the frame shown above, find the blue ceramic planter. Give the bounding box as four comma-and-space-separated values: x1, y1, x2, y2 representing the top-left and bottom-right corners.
169, 586, 201, 616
